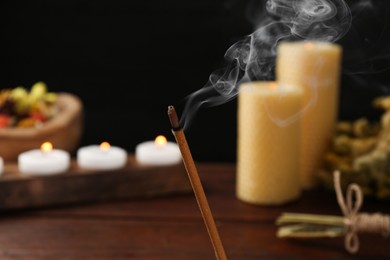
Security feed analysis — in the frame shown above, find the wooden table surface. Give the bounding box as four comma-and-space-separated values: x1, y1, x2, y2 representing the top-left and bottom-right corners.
0, 162, 389, 259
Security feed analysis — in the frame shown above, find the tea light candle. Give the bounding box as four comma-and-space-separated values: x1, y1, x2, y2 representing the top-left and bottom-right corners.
77, 142, 127, 170
136, 135, 181, 165
0, 156, 3, 176
18, 142, 70, 175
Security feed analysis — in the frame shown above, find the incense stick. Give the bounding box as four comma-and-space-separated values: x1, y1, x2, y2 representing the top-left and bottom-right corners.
167, 105, 227, 260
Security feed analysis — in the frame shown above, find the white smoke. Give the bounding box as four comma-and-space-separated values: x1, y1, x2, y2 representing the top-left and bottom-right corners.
180, 0, 355, 129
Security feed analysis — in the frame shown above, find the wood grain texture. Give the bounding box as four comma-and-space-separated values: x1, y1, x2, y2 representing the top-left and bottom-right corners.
0, 155, 190, 210
0, 163, 389, 259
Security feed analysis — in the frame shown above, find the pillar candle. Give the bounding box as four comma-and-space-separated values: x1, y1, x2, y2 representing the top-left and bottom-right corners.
237, 82, 302, 205
276, 41, 342, 189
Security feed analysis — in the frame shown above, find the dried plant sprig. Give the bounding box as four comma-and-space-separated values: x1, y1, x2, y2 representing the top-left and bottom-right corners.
277, 213, 345, 226
277, 213, 346, 238
278, 223, 345, 238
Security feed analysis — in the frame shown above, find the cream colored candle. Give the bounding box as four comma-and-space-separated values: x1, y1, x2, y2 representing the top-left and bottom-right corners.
276, 41, 342, 189
237, 82, 302, 205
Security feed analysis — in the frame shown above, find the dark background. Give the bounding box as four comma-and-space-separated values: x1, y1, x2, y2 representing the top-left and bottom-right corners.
1, 0, 390, 162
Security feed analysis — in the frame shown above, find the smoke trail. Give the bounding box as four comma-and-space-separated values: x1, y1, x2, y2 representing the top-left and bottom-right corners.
180, 0, 352, 129
264, 56, 325, 127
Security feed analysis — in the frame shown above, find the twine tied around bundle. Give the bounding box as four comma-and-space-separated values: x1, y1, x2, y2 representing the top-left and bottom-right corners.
333, 171, 390, 254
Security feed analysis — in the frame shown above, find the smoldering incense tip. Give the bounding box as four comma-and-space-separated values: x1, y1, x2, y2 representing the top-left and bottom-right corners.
167, 105, 181, 130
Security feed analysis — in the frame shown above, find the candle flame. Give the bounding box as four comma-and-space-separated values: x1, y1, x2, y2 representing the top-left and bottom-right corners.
41, 142, 53, 153
155, 135, 167, 146
100, 142, 111, 151
268, 82, 278, 89
304, 41, 314, 50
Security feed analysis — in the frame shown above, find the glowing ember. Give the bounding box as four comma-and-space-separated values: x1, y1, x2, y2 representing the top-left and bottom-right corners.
305, 41, 314, 50
268, 82, 278, 89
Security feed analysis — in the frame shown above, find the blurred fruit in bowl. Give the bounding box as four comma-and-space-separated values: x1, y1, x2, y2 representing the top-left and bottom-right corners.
0, 82, 83, 161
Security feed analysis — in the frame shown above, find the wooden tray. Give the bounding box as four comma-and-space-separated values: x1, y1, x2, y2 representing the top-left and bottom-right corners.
0, 155, 191, 211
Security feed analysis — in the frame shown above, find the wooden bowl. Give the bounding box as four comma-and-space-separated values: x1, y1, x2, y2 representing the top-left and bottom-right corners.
0, 93, 83, 161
